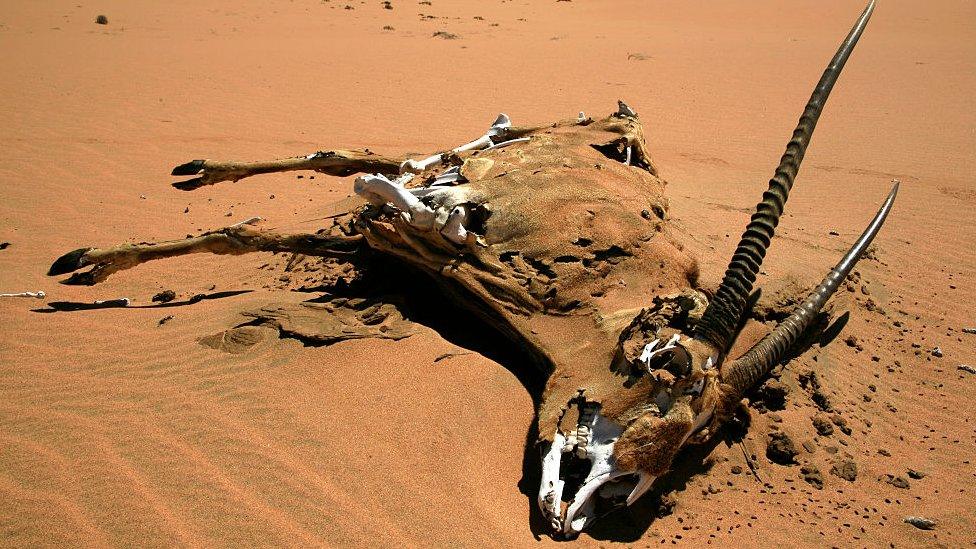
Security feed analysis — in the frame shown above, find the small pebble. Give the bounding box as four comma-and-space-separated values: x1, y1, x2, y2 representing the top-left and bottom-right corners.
95, 15, 108, 25
931, 346, 943, 357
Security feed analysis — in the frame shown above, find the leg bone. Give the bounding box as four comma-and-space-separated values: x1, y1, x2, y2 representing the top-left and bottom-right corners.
171, 149, 403, 190
48, 225, 364, 285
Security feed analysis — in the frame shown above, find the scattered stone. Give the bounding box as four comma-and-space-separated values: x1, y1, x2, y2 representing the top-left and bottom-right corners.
962, 327, 976, 335
830, 414, 852, 435
907, 469, 926, 480
800, 465, 824, 489
0, 242, 9, 250
886, 475, 910, 489
801, 439, 817, 454
655, 493, 677, 518
766, 432, 799, 465
958, 364, 976, 374
904, 516, 936, 530
811, 390, 833, 412
757, 379, 789, 411
812, 414, 834, 436
830, 458, 857, 481
382, 25, 395, 31
432, 30, 460, 39
152, 289, 177, 303
158, 315, 174, 326
844, 335, 864, 351
382, 0, 393, 9
767, 412, 783, 423
877, 448, 891, 457
931, 346, 943, 358
730, 465, 743, 475
95, 15, 108, 25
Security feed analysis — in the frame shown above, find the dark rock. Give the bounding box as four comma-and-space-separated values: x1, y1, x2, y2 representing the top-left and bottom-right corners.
95, 15, 108, 24
811, 390, 833, 412
831, 414, 852, 435
886, 475, 910, 489
0, 242, 9, 250
158, 315, 174, 326
800, 465, 824, 489
730, 465, 743, 475
757, 379, 789, 411
801, 439, 817, 454
152, 289, 177, 303
830, 458, 857, 481
655, 493, 677, 518
907, 469, 926, 480
812, 414, 834, 436
766, 432, 799, 465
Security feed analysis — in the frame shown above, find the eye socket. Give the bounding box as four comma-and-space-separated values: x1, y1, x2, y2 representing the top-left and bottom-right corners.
647, 346, 692, 378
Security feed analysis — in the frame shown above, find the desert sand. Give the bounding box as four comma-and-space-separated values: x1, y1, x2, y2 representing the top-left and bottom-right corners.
1, 0, 974, 546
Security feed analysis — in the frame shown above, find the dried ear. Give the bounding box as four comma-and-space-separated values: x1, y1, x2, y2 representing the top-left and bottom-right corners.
612, 398, 694, 475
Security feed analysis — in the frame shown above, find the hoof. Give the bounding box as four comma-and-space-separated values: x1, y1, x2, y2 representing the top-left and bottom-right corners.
61, 271, 99, 286
172, 177, 205, 191
48, 248, 93, 276
171, 159, 206, 176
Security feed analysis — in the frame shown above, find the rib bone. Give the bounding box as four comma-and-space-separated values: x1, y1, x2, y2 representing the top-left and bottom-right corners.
399, 113, 511, 174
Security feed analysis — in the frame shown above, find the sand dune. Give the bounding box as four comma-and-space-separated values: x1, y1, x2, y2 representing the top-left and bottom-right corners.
1, 0, 974, 546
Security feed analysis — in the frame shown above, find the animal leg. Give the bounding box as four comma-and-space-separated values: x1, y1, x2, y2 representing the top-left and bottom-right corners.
170, 149, 404, 190
48, 223, 365, 285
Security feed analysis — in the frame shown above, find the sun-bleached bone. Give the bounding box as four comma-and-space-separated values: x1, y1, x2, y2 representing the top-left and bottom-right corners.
230, 216, 262, 228
399, 113, 512, 174
484, 137, 530, 151
353, 173, 437, 228
440, 205, 470, 244
0, 291, 45, 299
616, 100, 637, 118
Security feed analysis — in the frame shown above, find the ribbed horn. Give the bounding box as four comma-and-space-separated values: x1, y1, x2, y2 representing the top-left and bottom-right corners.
695, 0, 877, 353
722, 182, 898, 397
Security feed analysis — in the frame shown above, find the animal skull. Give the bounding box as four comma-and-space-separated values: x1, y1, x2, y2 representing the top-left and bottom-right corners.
46, 0, 891, 537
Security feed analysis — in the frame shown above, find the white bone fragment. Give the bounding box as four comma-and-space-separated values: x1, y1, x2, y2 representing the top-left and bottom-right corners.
230, 216, 262, 228
484, 137, 530, 151
399, 113, 512, 174
440, 205, 469, 244
626, 473, 655, 505
95, 298, 130, 306
539, 433, 567, 531
562, 412, 625, 534
578, 111, 586, 122
0, 291, 45, 299
431, 166, 463, 186
616, 100, 636, 118
354, 174, 436, 228
624, 145, 633, 165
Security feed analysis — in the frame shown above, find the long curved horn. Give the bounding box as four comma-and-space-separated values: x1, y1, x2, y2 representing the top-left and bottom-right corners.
695, 0, 877, 353
722, 182, 898, 397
